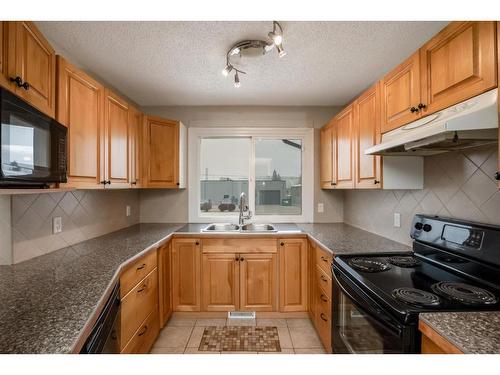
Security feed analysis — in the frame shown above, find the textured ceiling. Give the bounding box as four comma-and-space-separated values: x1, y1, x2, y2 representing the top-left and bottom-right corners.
36, 21, 448, 106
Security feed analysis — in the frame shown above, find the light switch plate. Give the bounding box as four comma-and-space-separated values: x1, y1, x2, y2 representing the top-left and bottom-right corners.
394, 213, 401, 228
126, 205, 131, 217
317, 203, 324, 213
53, 217, 62, 234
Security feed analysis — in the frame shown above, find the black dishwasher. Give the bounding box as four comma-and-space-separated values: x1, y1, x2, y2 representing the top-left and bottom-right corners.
80, 283, 121, 354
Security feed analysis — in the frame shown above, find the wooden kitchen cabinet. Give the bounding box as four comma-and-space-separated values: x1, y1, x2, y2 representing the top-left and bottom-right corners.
172, 238, 201, 311
128, 105, 143, 188
0, 21, 14, 90
320, 121, 336, 189
143, 115, 186, 188
354, 83, 382, 188
56, 56, 106, 189
279, 238, 308, 312
239, 253, 277, 312
381, 51, 421, 133
104, 89, 130, 188
158, 242, 172, 327
335, 104, 355, 189
419, 21, 497, 117
202, 253, 240, 311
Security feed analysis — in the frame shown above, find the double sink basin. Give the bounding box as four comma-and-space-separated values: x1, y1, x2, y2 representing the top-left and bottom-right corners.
202, 223, 277, 233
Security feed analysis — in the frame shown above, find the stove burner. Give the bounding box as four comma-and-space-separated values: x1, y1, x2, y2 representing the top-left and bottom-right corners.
348, 258, 391, 273
431, 282, 498, 306
388, 256, 420, 268
392, 288, 441, 307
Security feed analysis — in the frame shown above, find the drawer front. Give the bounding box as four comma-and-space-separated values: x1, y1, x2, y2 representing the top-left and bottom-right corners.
315, 282, 332, 314
202, 238, 277, 253
120, 250, 157, 297
315, 246, 333, 275
315, 286, 332, 353
121, 268, 158, 345
121, 307, 160, 354
315, 265, 332, 297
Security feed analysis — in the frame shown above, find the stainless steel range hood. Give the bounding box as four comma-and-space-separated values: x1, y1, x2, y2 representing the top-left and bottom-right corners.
365, 88, 498, 156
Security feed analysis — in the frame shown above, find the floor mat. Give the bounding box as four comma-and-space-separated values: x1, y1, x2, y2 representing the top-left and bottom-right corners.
198, 326, 281, 352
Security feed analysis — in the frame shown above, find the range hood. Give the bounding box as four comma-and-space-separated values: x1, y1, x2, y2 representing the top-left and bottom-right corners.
365, 88, 498, 156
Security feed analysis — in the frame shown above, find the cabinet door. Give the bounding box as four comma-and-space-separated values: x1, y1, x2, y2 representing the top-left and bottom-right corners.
0, 22, 16, 90
279, 238, 308, 312
56, 56, 105, 189
239, 253, 277, 312
158, 243, 172, 328
14, 21, 55, 117
355, 83, 382, 188
202, 253, 240, 311
381, 52, 421, 133
335, 105, 355, 189
172, 238, 201, 311
104, 89, 130, 188
143, 115, 179, 188
128, 105, 143, 188
320, 123, 336, 189
420, 21, 497, 117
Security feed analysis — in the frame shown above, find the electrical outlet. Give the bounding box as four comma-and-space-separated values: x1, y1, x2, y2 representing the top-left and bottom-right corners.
394, 213, 401, 228
317, 203, 324, 213
126, 205, 131, 217
53, 217, 62, 234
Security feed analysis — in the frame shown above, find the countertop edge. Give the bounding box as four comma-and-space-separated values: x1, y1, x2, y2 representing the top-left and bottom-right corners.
419, 315, 467, 354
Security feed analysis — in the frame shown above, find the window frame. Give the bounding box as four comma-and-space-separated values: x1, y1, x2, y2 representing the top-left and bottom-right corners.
188, 127, 314, 223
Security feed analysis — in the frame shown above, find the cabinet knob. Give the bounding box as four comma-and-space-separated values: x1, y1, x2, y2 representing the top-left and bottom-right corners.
280, 242, 285, 246
494, 172, 500, 181
10, 76, 23, 87
195, 241, 199, 245
374, 180, 380, 184
131, 181, 137, 185
331, 182, 336, 186
235, 256, 240, 261
418, 103, 427, 110
100, 180, 107, 185
21, 81, 30, 91
410, 107, 419, 113
176, 182, 180, 186
240, 257, 245, 261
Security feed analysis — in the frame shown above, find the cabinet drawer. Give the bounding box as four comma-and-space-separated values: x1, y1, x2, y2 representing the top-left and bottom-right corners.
120, 250, 157, 297
121, 307, 160, 354
315, 289, 332, 353
315, 283, 332, 315
315, 265, 332, 297
121, 268, 158, 345
315, 246, 333, 275
202, 238, 277, 253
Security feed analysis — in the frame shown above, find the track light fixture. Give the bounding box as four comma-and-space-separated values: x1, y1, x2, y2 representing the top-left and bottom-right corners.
221, 21, 286, 88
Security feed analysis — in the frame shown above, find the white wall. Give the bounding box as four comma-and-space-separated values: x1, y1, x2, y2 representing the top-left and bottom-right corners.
140, 105, 344, 223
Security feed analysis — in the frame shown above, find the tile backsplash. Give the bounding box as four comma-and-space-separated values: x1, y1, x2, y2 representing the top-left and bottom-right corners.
11, 189, 140, 264
344, 146, 500, 245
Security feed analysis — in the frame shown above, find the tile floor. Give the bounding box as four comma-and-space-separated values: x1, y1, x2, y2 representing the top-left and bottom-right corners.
150, 314, 326, 354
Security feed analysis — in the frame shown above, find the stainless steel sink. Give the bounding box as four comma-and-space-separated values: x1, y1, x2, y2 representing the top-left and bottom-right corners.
240, 223, 277, 232
202, 223, 240, 232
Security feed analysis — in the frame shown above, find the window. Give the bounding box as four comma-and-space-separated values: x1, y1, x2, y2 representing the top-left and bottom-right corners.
189, 127, 313, 223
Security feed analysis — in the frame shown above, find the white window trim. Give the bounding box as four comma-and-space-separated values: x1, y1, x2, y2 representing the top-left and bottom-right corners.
188, 127, 314, 223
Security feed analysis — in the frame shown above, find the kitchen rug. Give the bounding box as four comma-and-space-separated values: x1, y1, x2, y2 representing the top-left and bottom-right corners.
198, 326, 281, 352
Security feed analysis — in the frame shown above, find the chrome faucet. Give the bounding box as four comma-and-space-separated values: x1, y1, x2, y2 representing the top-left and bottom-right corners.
238, 192, 252, 226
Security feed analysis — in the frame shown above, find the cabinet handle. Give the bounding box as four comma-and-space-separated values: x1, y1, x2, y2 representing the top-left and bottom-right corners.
107, 180, 111, 185
195, 241, 200, 246
320, 275, 328, 282
320, 313, 328, 322
136, 263, 146, 270
100, 180, 107, 185
10, 76, 23, 87
235, 256, 240, 261
280, 242, 285, 246
494, 172, 500, 181
21, 81, 30, 90
131, 181, 137, 185
137, 283, 148, 293
240, 257, 245, 261
330, 182, 336, 186
321, 256, 328, 263
176, 182, 180, 186
320, 294, 328, 302
418, 103, 427, 110
374, 180, 380, 184
138, 325, 148, 336
410, 107, 419, 113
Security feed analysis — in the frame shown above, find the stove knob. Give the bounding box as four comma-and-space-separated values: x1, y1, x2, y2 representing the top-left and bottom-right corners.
414, 222, 423, 230
423, 224, 432, 232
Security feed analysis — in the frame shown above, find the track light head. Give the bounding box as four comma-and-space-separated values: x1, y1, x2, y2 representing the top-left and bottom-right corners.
268, 31, 283, 46
222, 64, 233, 77
277, 44, 286, 58
234, 71, 241, 88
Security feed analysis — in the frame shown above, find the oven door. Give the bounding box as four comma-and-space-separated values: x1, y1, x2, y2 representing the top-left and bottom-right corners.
332, 265, 418, 354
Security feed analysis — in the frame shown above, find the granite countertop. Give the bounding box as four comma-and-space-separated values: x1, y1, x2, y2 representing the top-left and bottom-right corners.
420, 312, 500, 354
0, 221, 409, 354
0, 223, 183, 354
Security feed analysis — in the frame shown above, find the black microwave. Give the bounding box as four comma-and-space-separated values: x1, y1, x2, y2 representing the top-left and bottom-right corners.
0, 87, 67, 187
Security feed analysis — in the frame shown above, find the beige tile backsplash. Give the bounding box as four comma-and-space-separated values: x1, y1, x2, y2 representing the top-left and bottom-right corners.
344, 146, 500, 245
11, 189, 139, 264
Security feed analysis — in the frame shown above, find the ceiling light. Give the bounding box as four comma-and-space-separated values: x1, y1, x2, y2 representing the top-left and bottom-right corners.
234, 71, 241, 88
222, 64, 232, 77
268, 31, 283, 46
277, 44, 286, 58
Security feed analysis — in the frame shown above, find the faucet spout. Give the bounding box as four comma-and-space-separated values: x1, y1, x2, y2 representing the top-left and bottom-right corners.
238, 192, 252, 226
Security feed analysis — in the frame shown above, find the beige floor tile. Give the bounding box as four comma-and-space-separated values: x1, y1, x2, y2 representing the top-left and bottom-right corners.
258, 348, 295, 354
167, 316, 197, 327
289, 326, 323, 349
226, 318, 256, 326
294, 348, 327, 354
286, 318, 313, 328
149, 347, 185, 354
195, 318, 227, 327
184, 348, 221, 354
187, 326, 205, 347
154, 326, 193, 348
256, 318, 287, 327
277, 327, 293, 348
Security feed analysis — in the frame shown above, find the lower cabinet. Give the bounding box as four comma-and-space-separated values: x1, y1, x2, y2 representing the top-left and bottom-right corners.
171, 238, 201, 311
158, 242, 172, 327
202, 253, 240, 311
121, 308, 160, 354
239, 253, 277, 312
279, 238, 308, 312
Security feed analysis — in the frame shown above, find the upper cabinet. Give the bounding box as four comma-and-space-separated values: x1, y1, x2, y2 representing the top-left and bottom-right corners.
0, 21, 56, 117
335, 104, 355, 189
128, 105, 143, 188
143, 115, 186, 189
57, 56, 105, 189
320, 121, 335, 189
354, 83, 381, 188
381, 51, 421, 134
419, 21, 497, 117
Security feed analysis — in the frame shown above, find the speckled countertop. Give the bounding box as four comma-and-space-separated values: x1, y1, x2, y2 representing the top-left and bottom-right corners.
0, 221, 409, 354
420, 312, 500, 354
